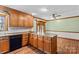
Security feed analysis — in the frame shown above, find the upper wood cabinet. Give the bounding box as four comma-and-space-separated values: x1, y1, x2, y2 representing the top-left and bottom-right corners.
24, 15, 34, 27
9, 9, 34, 27
9, 10, 18, 27
0, 6, 34, 27
18, 12, 24, 27
26, 15, 34, 27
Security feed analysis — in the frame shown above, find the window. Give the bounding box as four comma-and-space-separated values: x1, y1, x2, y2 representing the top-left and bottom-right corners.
0, 16, 5, 31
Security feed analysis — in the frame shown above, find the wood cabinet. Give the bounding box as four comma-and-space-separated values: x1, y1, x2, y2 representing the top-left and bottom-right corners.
27, 15, 34, 27
24, 15, 29, 27
9, 10, 34, 27
9, 10, 18, 27
29, 33, 38, 48
0, 37, 9, 53
57, 37, 77, 54
44, 36, 52, 53
24, 15, 34, 27
29, 33, 57, 54
38, 35, 44, 51
8, 9, 34, 27
18, 13, 24, 27
0, 6, 34, 27
22, 33, 28, 46
32, 34, 38, 48
29, 33, 33, 46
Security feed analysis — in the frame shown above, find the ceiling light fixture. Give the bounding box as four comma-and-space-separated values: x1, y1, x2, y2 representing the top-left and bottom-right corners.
32, 13, 37, 15
40, 8, 48, 12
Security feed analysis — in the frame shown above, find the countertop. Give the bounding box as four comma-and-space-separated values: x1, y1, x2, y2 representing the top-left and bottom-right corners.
31, 32, 57, 37
0, 29, 31, 37
46, 31, 79, 40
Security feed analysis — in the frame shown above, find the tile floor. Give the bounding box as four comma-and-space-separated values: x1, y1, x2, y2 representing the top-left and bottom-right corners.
7, 45, 45, 54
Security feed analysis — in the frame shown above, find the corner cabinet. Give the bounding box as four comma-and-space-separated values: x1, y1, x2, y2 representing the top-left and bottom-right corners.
29, 33, 57, 54
0, 37, 9, 53
22, 33, 29, 46
43, 36, 57, 54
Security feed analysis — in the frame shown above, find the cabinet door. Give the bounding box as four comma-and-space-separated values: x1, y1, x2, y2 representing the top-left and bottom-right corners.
51, 36, 57, 53
32, 34, 38, 48
29, 33, 33, 46
24, 15, 34, 27
22, 33, 28, 46
18, 13, 24, 27
24, 15, 28, 27
0, 37, 9, 53
9, 10, 18, 27
38, 36, 44, 51
44, 36, 52, 54
27, 15, 34, 27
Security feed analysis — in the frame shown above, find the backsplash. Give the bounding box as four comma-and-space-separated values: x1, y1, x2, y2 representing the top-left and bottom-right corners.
0, 27, 33, 33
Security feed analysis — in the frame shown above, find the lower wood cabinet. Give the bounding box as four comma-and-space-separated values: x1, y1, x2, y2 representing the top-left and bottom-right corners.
29, 33, 33, 46
29, 33, 57, 54
38, 35, 44, 51
0, 37, 9, 53
43, 36, 57, 54
32, 34, 38, 48
22, 33, 28, 46
57, 37, 78, 54
43, 36, 52, 53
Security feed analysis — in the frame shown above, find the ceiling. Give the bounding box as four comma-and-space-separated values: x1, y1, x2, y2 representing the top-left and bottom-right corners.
6, 5, 79, 20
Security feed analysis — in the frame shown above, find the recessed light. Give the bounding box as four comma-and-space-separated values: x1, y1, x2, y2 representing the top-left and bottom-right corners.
40, 8, 48, 12
32, 13, 37, 15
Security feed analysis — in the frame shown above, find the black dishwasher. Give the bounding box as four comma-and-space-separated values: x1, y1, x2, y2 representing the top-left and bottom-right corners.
9, 34, 22, 52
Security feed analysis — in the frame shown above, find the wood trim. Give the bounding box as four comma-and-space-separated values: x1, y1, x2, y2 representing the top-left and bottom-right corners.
0, 13, 9, 31
46, 30, 79, 33
0, 13, 8, 16
46, 16, 79, 21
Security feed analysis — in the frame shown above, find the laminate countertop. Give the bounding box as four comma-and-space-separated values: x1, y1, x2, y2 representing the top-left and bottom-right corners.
31, 32, 57, 37
0, 30, 31, 37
